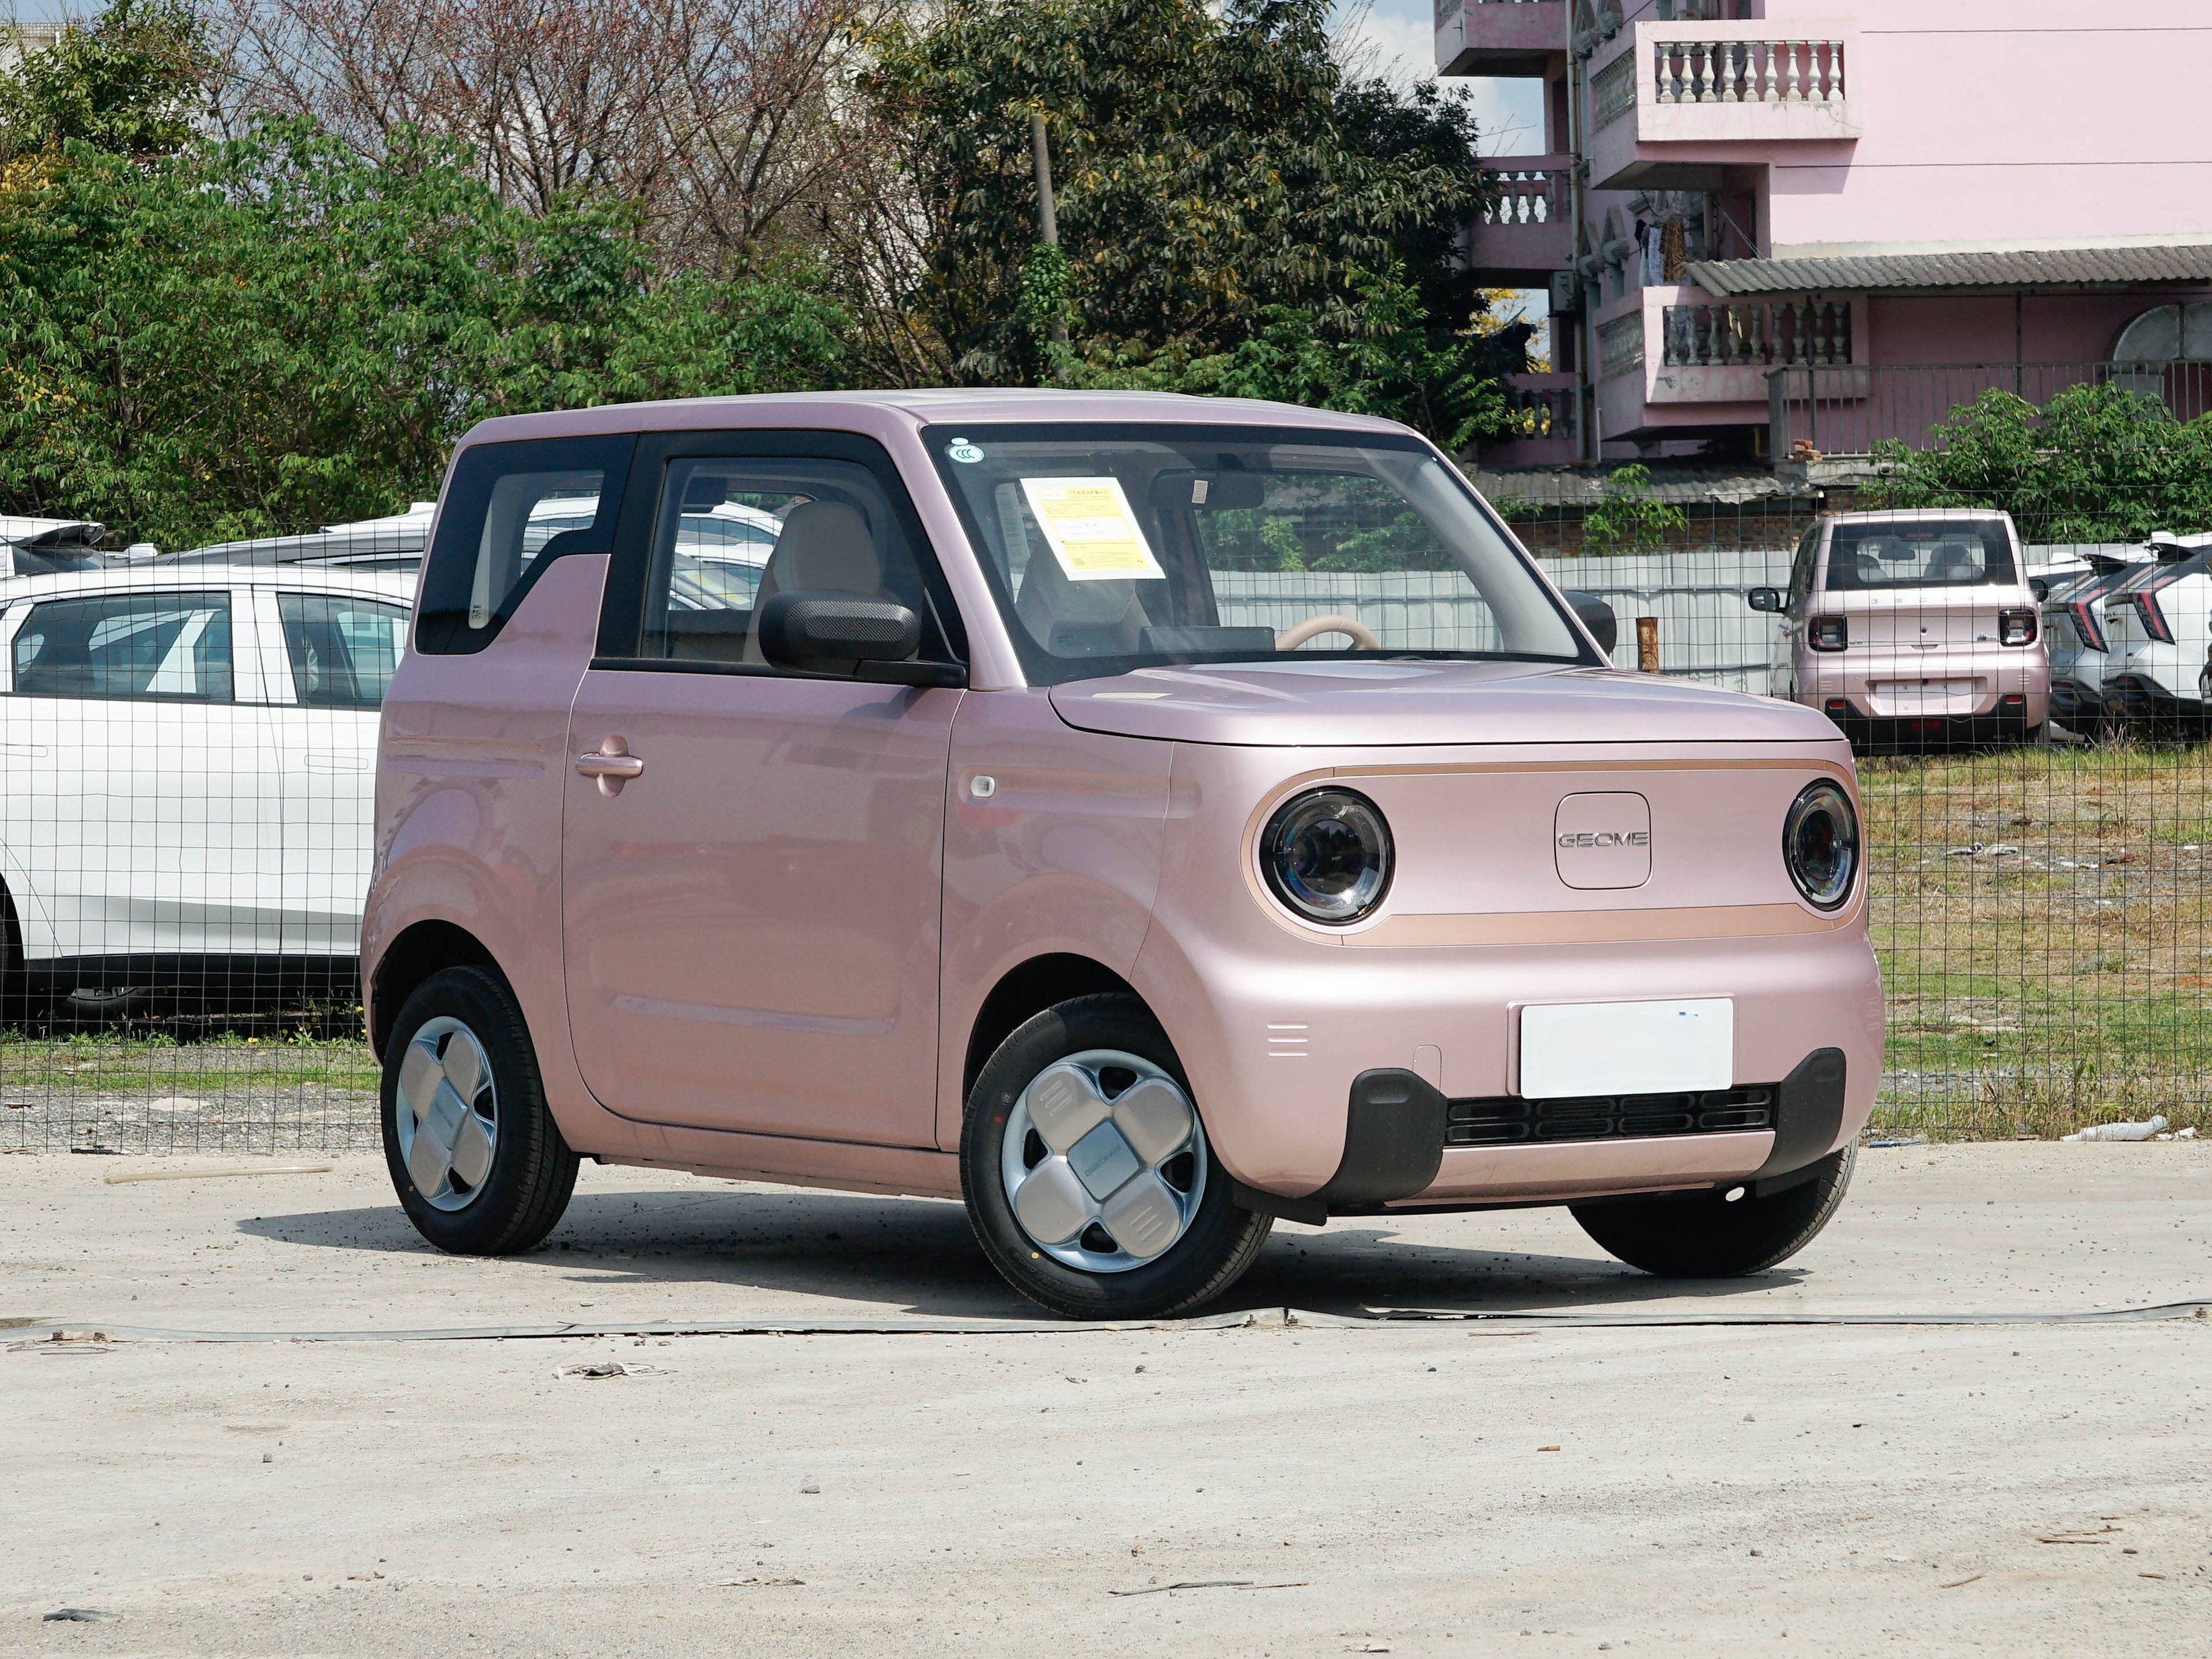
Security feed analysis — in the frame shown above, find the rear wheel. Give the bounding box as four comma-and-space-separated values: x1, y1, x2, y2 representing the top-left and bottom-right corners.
961, 994, 1270, 1320
0, 887, 25, 1029
1571, 1142, 1857, 1278
381, 965, 577, 1255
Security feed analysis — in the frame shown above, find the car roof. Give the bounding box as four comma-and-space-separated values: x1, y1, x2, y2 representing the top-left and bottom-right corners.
0, 563, 416, 604
454, 388, 1415, 450
1823, 508, 2013, 527
168, 514, 431, 566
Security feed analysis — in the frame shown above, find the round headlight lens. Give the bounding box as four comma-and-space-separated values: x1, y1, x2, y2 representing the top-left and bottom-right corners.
1784, 781, 1859, 910
1261, 788, 1393, 926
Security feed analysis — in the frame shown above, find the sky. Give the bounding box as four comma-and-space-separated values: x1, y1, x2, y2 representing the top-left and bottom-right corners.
1335, 0, 1551, 327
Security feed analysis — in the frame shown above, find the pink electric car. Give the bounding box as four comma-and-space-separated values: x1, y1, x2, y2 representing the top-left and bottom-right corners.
1750, 509, 2048, 750
363, 392, 1882, 1319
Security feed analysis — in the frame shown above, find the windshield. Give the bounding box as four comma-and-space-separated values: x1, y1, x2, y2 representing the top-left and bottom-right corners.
926, 424, 1587, 683
1823, 518, 2016, 592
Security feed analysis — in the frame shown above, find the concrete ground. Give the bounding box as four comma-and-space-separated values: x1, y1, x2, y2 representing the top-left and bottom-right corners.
3, 1142, 2209, 1656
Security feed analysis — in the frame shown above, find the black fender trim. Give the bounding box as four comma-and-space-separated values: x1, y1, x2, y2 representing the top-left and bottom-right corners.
1230, 1069, 1449, 1225
1753, 1047, 1848, 1189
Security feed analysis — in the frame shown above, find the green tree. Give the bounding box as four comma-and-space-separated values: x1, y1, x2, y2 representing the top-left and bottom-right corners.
0, 0, 210, 161
0, 122, 847, 548
858, 0, 1519, 442
1859, 382, 2212, 543
1579, 464, 1687, 555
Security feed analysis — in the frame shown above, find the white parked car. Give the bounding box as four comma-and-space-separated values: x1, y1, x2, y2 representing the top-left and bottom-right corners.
0, 564, 413, 1010
2039, 550, 2156, 737
2100, 532, 2212, 733
165, 503, 438, 575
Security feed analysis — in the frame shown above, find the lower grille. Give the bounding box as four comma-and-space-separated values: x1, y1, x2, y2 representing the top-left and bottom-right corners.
1445, 1085, 1778, 1148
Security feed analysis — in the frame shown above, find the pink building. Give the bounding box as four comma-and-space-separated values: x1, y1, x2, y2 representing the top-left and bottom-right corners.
1444, 0, 2212, 466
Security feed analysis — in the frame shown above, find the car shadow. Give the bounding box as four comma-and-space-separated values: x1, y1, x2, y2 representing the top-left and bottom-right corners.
234, 1184, 1805, 1323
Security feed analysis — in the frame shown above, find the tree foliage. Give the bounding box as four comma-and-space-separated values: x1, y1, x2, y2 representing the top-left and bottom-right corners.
858, 0, 1521, 440
1859, 382, 2212, 544
0, 0, 211, 161
0, 124, 846, 548
1579, 465, 1687, 555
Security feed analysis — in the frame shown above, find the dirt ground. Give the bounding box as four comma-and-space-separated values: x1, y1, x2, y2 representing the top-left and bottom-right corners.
3, 1143, 2209, 1657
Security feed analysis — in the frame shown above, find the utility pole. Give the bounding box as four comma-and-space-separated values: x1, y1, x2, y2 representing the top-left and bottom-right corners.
1031, 112, 1069, 356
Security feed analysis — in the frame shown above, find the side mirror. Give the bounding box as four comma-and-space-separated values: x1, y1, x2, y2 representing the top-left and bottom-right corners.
757, 589, 922, 673
2028, 577, 2050, 602
1747, 586, 1783, 613
1559, 589, 1618, 656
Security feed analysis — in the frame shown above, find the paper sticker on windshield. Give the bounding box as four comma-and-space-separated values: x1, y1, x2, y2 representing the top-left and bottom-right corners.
1019, 477, 1165, 583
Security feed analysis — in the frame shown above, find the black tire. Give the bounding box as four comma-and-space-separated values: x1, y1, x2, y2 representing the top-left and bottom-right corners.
1571, 1142, 1857, 1278
0, 885, 25, 1029
961, 994, 1271, 1320
381, 965, 578, 1255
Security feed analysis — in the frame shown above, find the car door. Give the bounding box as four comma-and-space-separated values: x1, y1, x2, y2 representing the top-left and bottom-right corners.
0, 581, 281, 972
560, 433, 966, 1147
1777, 522, 1820, 696
254, 584, 411, 962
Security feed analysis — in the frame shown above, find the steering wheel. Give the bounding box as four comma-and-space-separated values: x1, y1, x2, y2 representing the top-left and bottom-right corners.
1275, 613, 1382, 652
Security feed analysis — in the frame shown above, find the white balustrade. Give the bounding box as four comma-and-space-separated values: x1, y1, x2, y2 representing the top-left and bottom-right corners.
1651, 37, 1846, 108
1479, 166, 1566, 226
1661, 300, 1854, 370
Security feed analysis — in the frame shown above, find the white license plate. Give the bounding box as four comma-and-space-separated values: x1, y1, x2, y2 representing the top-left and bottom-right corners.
1877, 678, 1974, 704
1518, 999, 1734, 1100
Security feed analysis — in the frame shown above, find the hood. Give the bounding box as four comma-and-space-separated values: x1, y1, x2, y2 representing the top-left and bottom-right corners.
1048, 660, 1842, 747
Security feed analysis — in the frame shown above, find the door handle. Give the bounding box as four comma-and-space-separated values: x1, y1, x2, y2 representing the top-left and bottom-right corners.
575, 741, 644, 796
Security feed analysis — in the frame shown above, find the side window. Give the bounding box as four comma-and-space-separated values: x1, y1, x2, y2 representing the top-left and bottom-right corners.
634, 456, 953, 669
12, 590, 234, 702
276, 593, 410, 710
1787, 524, 1821, 609
415, 434, 634, 654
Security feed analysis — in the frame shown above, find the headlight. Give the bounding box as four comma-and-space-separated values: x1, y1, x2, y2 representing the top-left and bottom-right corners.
1260, 787, 1393, 926
1784, 781, 1859, 910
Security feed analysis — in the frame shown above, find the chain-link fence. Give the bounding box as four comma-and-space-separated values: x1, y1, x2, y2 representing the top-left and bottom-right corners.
4, 483, 2207, 1152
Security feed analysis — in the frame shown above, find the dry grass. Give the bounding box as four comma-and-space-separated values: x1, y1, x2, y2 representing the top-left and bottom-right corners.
1863, 736, 2212, 1139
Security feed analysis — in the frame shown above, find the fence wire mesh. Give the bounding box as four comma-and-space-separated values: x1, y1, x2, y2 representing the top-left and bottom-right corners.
2, 483, 2206, 1152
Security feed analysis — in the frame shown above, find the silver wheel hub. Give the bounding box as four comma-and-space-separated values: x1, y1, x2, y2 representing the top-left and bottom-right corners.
1001, 1050, 1206, 1273
395, 1017, 498, 1212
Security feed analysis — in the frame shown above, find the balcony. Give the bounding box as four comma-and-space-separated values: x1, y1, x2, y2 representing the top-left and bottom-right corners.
1465, 157, 1574, 283
1484, 373, 1580, 465
1434, 0, 1567, 77
1596, 287, 1870, 441
1587, 20, 1860, 192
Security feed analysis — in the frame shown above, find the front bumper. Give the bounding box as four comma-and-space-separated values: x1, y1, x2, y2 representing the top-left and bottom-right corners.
1141, 924, 1884, 1209
1237, 1049, 1850, 1221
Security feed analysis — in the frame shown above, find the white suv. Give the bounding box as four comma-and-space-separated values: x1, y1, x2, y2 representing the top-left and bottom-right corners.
0, 563, 412, 1012
2101, 532, 2212, 733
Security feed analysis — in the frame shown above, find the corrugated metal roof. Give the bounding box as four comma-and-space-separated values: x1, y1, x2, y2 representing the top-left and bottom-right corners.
1688, 245, 2212, 298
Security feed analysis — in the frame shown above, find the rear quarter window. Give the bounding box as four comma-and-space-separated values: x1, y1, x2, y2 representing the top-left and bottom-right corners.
415, 435, 635, 654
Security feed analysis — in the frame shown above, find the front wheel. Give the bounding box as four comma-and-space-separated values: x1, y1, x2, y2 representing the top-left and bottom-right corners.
381, 965, 578, 1255
1571, 1142, 1857, 1278
961, 994, 1270, 1320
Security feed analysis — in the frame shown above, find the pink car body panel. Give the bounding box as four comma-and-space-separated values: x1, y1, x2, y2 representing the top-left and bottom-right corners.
1781, 509, 2050, 728
365, 391, 1883, 1215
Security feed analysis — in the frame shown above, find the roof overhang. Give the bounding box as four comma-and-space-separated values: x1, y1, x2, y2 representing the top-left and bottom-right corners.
1688, 245, 2212, 299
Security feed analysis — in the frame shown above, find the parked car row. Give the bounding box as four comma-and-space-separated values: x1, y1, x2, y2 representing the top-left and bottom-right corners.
2066, 531, 2212, 736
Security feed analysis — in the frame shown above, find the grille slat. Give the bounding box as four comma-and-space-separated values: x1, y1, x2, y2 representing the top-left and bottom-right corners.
1445, 1085, 1778, 1148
